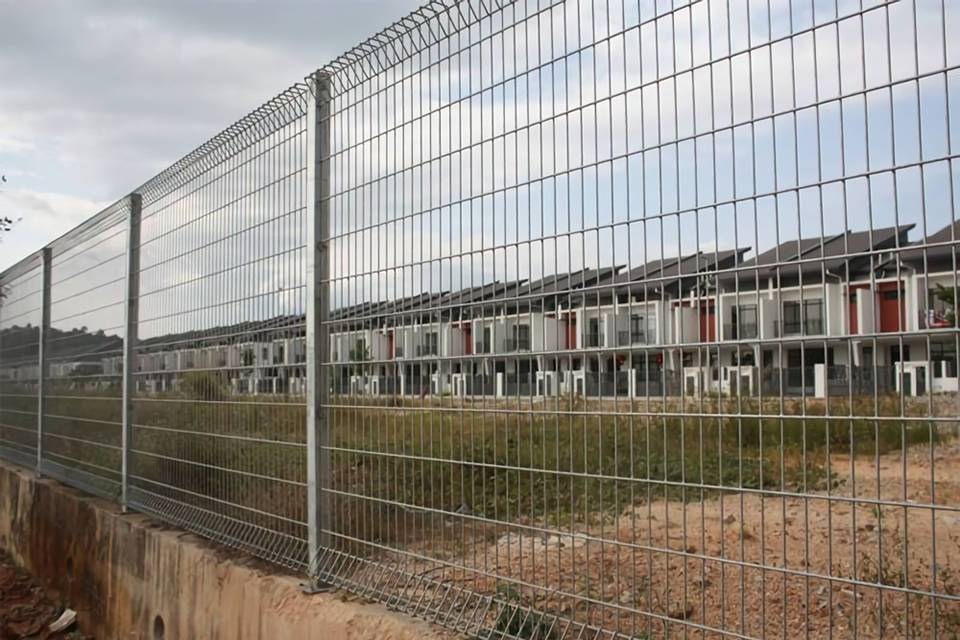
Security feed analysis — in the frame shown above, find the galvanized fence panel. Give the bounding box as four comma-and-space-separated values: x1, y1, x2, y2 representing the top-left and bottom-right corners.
310, 0, 960, 638
40, 201, 130, 499
0, 0, 958, 638
0, 253, 45, 469
126, 86, 313, 571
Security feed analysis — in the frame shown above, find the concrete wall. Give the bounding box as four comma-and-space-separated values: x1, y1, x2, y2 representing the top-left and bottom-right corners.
0, 462, 452, 640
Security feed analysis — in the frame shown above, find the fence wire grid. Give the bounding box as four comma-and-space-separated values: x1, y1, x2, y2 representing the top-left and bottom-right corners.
2, 0, 960, 638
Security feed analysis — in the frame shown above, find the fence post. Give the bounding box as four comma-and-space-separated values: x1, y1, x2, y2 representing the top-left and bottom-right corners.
305, 71, 332, 585
121, 193, 142, 511
36, 247, 51, 473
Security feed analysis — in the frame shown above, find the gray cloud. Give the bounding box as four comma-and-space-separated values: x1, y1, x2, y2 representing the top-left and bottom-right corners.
0, 0, 417, 269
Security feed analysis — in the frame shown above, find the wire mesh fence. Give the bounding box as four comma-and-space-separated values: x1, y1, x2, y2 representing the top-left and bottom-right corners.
127, 85, 312, 571
2, 0, 960, 638
0, 253, 44, 470
40, 202, 129, 499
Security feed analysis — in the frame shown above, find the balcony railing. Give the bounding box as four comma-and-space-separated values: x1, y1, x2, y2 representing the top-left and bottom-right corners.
779, 318, 824, 336
504, 338, 531, 352
585, 332, 604, 348
723, 322, 758, 340
616, 330, 647, 346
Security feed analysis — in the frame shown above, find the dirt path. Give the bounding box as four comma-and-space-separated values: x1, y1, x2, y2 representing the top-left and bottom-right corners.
0, 552, 82, 640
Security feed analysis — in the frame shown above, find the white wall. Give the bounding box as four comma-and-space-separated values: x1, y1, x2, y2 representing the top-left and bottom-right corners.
856, 288, 875, 335
759, 296, 776, 340
674, 306, 699, 344
441, 324, 465, 357
825, 282, 843, 336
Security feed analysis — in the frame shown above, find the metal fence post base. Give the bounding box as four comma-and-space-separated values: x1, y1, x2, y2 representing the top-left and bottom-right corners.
299, 580, 334, 595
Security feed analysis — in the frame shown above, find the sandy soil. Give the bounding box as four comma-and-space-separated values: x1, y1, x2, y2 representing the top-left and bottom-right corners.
370, 441, 960, 639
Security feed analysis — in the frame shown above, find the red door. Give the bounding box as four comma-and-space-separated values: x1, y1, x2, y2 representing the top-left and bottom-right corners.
388, 332, 395, 358
463, 325, 472, 355
567, 317, 577, 349
878, 282, 904, 333
699, 302, 716, 342
848, 284, 870, 334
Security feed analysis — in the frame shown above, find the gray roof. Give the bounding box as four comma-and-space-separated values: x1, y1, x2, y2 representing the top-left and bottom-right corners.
896, 220, 959, 272
722, 225, 913, 288
596, 249, 750, 299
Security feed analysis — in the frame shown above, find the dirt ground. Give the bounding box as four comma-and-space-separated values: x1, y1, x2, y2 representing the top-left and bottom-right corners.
370, 440, 960, 639
0, 552, 82, 640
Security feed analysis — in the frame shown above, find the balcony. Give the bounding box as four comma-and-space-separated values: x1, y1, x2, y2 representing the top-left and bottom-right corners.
585, 332, 604, 348
723, 322, 758, 340
616, 330, 647, 346
504, 338, 531, 352
919, 309, 954, 329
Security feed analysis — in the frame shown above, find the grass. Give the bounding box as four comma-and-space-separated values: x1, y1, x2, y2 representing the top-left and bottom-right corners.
2, 374, 952, 556
328, 399, 940, 539
4, 375, 957, 638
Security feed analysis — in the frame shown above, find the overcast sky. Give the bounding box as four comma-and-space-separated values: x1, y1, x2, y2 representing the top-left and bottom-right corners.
0, 0, 420, 271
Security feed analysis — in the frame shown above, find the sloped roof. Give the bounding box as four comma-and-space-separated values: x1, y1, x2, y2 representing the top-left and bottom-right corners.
722, 225, 913, 288
896, 220, 959, 271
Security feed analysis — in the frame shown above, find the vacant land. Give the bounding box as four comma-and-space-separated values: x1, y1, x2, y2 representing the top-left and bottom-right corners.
326, 397, 960, 639
6, 375, 958, 638
330, 439, 960, 639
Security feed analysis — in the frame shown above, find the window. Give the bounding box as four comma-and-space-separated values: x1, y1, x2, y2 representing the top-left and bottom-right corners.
731, 305, 758, 339
420, 332, 439, 356
511, 324, 531, 350
587, 318, 603, 347
477, 327, 492, 353
931, 342, 957, 378
783, 300, 823, 335
783, 301, 800, 334
354, 339, 366, 359
629, 315, 647, 343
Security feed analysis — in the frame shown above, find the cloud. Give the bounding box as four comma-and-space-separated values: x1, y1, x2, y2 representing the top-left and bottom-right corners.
1, 0, 955, 302
0, 189, 110, 268
0, 0, 416, 271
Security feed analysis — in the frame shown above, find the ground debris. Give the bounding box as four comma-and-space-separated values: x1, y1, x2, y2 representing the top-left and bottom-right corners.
0, 551, 85, 640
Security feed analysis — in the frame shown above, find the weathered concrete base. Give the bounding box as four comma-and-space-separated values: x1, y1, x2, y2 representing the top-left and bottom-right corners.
0, 461, 453, 639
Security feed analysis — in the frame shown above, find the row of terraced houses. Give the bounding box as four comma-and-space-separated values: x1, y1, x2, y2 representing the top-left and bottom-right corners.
326, 223, 958, 400
2, 223, 957, 400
